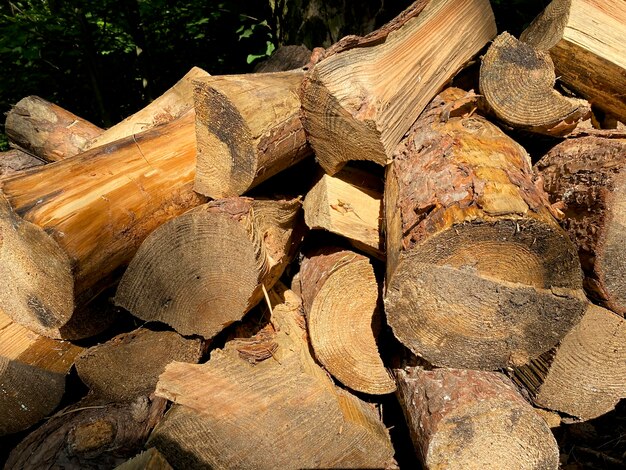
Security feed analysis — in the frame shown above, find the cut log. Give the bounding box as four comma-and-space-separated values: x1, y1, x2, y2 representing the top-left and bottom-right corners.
535, 136, 626, 315
301, 0, 496, 174
115, 448, 173, 470
0, 148, 44, 179
520, 0, 626, 122
5, 96, 103, 162
384, 88, 586, 370
480, 32, 590, 136
5, 395, 167, 469
75, 328, 204, 401
514, 303, 626, 421
193, 71, 311, 198
115, 197, 302, 339
0, 308, 83, 436
300, 248, 395, 395
150, 290, 395, 469
395, 367, 559, 469
0, 111, 205, 339
303, 167, 383, 258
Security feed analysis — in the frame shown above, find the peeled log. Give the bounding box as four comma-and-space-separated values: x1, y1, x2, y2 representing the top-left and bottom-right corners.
0, 149, 44, 179
301, 0, 496, 174
300, 248, 395, 395
0, 111, 205, 338
535, 136, 626, 315
193, 71, 311, 198
395, 367, 559, 469
384, 88, 586, 370
150, 290, 395, 469
116, 198, 301, 339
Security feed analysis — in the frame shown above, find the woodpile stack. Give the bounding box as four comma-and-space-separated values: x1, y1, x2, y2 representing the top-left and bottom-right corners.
1, 0, 625, 468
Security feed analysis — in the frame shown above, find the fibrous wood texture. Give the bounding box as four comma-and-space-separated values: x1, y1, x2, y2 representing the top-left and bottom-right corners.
193, 71, 311, 198
384, 88, 586, 370
0, 149, 44, 179
116, 198, 301, 339
0, 308, 82, 436
395, 367, 559, 469
115, 448, 173, 470
150, 290, 395, 469
0, 111, 205, 338
300, 248, 395, 395
521, 0, 626, 122
535, 136, 626, 315
514, 303, 626, 421
480, 32, 590, 136
301, 0, 496, 174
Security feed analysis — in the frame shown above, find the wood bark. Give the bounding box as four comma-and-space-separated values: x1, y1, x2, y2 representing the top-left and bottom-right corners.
115, 448, 173, 470
480, 32, 590, 136
150, 290, 395, 469
193, 71, 311, 198
395, 367, 559, 469
384, 88, 586, 370
0, 111, 205, 339
535, 136, 626, 315
300, 248, 395, 395
0, 149, 44, 179
303, 167, 383, 259
0, 308, 83, 436
521, 0, 626, 122
514, 303, 626, 421
301, 0, 496, 174
254, 45, 312, 72
115, 197, 302, 339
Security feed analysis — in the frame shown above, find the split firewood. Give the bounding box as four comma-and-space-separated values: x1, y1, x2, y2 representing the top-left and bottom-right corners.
480, 32, 590, 136
535, 136, 626, 315
384, 88, 586, 370
521, 0, 626, 122
0, 111, 205, 339
300, 248, 395, 395
395, 367, 559, 469
303, 167, 383, 258
301, 0, 496, 174
5, 395, 167, 469
535, 408, 562, 429
150, 290, 395, 469
115, 448, 173, 470
0, 308, 83, 436
0, 148, 44, 179
116, 197, 302, 339
75, 328, 204, 401
514, 303, 626, 421
193, 70, 311, 198
5, 96, 103, 162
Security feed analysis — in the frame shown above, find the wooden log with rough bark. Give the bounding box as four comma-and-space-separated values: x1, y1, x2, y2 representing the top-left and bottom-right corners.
115, 448, 173, 470
514, 303, 626, 421
384, 88, 586, 370
115, 197, 302, 339
395, 367, 560, 469
521, 0, 626, 122
480, 32, 590, 136
0, 111, 205, 339
535, 136, 626, 315
149, 290, 395, 469
0, 148, 44, 179
300, 248, 395, 395
193, 71, 311, 198
5, 96, 103, 162
301, 0, 497, 174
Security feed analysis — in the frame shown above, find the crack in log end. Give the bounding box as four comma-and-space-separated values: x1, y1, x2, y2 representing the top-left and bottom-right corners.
27, 294, 59, 328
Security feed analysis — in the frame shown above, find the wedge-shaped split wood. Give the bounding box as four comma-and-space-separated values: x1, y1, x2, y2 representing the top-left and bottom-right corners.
0, 111, 205, 339
115, 448, 173, 470
521, 0, 626, 122
384, 88, 586, 370
395, 367, 559, 469
480, 32, 590, 136
116, 198, 302, 339
514, 303, 626, 421
301, 0, 497, 174
300, 248, 395, 395
150, 290, 395, 469
193, 71, 311, 198
535, 136, 626, 315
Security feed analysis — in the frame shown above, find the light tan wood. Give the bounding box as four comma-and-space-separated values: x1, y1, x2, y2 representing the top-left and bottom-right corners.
521, 0, 626, 121
115, 448, 173, 470
301, 0, 496, 174
150, 290, 395, 469
0, 148, 44, 179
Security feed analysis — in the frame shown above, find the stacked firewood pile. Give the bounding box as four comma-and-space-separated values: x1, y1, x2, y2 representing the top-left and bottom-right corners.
1, 0, 625, 468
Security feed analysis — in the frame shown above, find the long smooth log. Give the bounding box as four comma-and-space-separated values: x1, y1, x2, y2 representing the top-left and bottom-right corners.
0, 149, 44, 179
